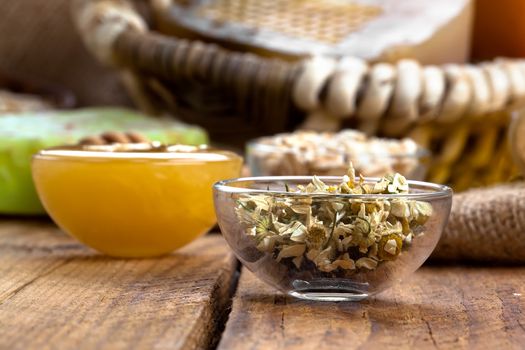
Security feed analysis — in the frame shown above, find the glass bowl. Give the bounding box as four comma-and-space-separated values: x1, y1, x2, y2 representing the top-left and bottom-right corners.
214, 176, 452, 301
247, 132, 429, 180
32, 143, 242, 257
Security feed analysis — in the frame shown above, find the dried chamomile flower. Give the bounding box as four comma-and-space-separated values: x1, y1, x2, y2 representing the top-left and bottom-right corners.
256, 215, 273, 236
235, 163, 433, 273
356, 257, 378, 270
311, 176, 328, 192
373, 173, 409, 194
413, 201, 433, 224
390, 199, 410, 218
306, 224, 329, 249
319, 253, 356, 272
378, 234, 403, 260
276, 244, 306, 262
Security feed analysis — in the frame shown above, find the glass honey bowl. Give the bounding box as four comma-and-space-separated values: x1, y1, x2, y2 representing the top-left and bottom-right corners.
32, 143, 242, 257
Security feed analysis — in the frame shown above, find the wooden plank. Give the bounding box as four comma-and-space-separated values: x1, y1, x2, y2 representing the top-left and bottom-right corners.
219, 266, 525, 350
0, 219, 237, 350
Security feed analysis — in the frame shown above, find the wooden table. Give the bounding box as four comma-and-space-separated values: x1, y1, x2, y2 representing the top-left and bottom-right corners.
1, 219, 524, 350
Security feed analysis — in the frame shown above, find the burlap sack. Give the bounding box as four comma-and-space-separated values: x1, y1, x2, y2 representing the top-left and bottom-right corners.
432, 182, 525, 262
0, 0, 132, 106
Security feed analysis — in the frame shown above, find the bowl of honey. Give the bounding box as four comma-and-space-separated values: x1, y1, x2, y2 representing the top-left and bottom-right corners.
32, 143, 242, 257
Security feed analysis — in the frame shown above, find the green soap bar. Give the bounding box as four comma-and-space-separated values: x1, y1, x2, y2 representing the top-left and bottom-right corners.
0, 107, 209, 215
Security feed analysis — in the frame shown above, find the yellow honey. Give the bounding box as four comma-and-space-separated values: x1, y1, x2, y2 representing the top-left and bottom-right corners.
32, 145, 242, 257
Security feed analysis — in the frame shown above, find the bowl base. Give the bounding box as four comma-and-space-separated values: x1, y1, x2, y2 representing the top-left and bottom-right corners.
288, 278, 369, 301
288, 290, 368, 302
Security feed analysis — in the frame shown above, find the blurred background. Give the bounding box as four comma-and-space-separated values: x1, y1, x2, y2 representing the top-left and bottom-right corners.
2, 0, 524, 105
0, 0, 131, 106
2, 0, 525, 214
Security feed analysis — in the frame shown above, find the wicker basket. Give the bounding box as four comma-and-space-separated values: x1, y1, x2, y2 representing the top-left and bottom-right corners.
71, 0, 525, 189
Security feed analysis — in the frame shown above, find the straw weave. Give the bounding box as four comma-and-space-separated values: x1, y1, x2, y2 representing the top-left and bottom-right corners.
71, 0, 525, 187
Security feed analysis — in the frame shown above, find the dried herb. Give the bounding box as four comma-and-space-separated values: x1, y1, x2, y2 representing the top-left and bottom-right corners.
250, 130, 422, 177
235, 164, 433, 273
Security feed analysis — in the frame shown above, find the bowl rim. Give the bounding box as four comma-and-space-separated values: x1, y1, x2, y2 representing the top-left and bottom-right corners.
32, 143, 243, 162
214, 176, 452, 200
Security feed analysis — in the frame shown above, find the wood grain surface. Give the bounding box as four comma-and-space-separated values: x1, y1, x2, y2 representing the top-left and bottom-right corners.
2, 219, 525, 350
219, 267, 525, 350
0, 219, 237, 350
